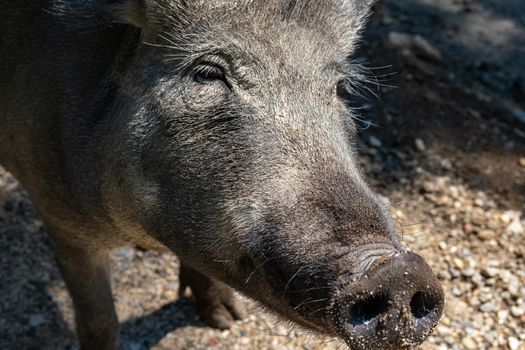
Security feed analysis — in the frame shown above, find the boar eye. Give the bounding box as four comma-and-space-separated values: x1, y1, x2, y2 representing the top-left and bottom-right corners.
193, 63, 232, 90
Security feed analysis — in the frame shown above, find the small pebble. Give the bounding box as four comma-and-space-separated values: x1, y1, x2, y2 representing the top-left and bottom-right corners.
480, 302, 497, 313
415, 138, 426, 152
29, 314, 45, 327
510, 306, 524, 318
462, 337, 478, 350
508, 337, 520, 350
369, 136, 382, 147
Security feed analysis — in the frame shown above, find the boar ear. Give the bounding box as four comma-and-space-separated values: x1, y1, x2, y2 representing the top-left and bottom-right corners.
340, 0, 376, 24
341, 0, 376, 12
109, 0, 148, 28
49, 0, 150, 28
337, 0, 375, 47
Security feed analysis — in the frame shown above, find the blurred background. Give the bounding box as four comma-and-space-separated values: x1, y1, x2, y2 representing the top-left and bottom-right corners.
0, 0, 523, 349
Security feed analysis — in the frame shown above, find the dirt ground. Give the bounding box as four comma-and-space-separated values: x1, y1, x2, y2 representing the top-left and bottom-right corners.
1, 0, 524, 349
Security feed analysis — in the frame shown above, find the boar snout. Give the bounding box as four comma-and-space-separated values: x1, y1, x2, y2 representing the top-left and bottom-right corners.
334, 252, 444, 350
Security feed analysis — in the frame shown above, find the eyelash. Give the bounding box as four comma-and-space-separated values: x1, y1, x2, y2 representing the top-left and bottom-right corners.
193, 62, 232, 90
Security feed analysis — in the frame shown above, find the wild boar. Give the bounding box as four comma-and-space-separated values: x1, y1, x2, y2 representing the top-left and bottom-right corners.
0, 1, 444, 349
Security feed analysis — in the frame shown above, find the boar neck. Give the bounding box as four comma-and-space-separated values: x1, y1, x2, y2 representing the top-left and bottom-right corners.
0, 8, 140, 230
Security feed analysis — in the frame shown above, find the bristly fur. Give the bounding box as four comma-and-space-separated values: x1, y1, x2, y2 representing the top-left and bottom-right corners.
49, 0, 375, 51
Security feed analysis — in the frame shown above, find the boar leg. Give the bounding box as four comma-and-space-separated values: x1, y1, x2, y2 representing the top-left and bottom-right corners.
50, 235, 119, 350
178, 261, 245, 329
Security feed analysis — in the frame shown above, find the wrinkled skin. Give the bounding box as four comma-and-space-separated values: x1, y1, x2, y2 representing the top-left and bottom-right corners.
0, 1, 443, 349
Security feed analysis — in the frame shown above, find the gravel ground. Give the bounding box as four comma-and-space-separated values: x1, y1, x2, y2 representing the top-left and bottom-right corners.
1, 0, 524, 349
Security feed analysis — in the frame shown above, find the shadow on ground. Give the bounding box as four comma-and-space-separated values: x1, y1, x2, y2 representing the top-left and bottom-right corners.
0, 180, 203, 350
355, 0, 525, 207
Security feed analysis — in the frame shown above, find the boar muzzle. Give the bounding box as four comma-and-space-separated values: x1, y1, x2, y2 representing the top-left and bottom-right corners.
334, 252, 444, 350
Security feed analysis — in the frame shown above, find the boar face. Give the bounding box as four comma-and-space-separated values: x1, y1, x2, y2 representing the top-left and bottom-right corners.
103, 1, 444, 348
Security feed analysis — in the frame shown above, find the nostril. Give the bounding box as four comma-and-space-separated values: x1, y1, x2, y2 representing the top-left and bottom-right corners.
348, 294, 389, 326
410, 291, 437, 319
